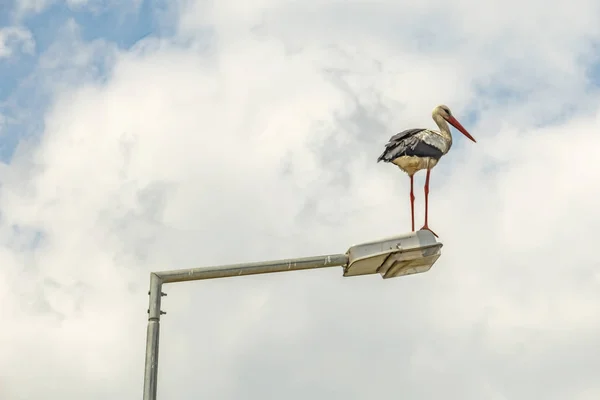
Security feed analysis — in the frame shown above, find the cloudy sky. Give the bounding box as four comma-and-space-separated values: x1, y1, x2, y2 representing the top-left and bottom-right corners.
2, 0, 600, 399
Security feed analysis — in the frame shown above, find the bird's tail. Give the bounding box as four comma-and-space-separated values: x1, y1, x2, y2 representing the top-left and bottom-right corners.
377, 148, 394, 163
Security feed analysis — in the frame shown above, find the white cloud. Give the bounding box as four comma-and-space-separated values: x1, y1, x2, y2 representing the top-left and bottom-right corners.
2, 0, 600, 399
0, 26, 34, 59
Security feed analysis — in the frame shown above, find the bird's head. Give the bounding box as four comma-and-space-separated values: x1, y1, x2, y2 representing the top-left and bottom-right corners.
433, 104, 477, 143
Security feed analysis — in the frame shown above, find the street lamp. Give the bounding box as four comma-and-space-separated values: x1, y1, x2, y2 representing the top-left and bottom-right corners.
143, 230, 442, 400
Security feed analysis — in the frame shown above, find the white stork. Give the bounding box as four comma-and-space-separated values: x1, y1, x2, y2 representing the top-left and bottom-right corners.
377, 104, 476, 237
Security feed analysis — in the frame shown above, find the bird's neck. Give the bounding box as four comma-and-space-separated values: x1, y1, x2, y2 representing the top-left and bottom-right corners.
433, 113, 453, 144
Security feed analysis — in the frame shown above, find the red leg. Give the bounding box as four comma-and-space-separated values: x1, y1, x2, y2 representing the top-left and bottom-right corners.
409, 174, 415, 232
420, 169, 438, 237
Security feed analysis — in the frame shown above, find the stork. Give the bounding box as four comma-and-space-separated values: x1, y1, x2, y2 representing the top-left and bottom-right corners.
377, 105, 476, 237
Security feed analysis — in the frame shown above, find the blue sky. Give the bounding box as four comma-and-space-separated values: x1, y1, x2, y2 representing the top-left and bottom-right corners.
0, 0, 173, 162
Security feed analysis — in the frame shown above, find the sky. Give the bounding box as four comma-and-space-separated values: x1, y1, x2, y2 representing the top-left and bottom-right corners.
2, 0, 600, 399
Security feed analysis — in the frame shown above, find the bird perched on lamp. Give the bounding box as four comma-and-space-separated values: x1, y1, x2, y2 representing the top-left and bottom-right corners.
377, 105, 477, 237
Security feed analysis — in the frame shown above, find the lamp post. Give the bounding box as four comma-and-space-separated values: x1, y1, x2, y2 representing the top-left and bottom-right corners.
143, 230, 442, 400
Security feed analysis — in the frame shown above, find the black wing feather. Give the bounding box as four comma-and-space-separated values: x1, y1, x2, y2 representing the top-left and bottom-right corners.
377, 128, 443, 163
386, 128, 424, 145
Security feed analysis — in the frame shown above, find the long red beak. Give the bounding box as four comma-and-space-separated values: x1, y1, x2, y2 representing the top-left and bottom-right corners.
446, 115, 476, 143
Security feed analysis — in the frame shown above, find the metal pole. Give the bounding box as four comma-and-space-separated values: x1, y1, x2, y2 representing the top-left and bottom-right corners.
156, 253, 349, 283
142, 253, 348, 400
143, 273, 164, 400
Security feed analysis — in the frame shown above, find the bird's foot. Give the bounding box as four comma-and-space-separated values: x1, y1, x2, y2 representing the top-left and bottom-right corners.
419, 225, 438, 238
